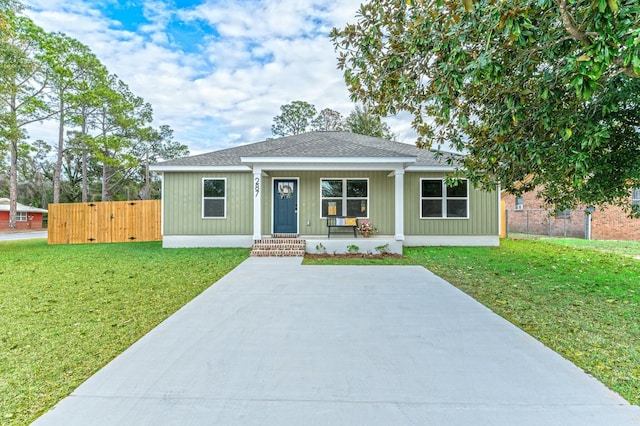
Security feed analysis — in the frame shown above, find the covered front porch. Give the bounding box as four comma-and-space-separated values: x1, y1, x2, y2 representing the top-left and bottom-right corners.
244, 159, 412, 252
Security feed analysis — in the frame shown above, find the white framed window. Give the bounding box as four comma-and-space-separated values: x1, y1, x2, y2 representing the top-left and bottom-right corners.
632, 188, 640, 206
202, 178, 226, 218
515, 197, 524, 211
16, 212, 27, 222
321, 178, 368, 218
420, 179, 469, 219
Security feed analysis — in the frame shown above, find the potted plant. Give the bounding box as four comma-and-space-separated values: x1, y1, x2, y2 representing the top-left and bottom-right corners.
357, 220, 376, 237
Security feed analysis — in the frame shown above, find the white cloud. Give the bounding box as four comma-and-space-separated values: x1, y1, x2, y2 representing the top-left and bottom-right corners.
23, 0, 418, 155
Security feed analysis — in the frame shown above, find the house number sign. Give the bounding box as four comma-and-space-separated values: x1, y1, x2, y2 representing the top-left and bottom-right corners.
254, 177, 260, 197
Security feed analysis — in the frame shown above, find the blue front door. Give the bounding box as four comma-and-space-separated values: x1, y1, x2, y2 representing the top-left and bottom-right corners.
273, 179, 297, 234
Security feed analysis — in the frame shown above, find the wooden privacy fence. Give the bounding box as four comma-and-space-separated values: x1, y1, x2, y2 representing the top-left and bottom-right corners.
48, 200, 161, 245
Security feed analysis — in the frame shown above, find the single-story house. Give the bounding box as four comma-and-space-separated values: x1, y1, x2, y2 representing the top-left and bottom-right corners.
0, 198, 48, 230
150, 132, 500, 254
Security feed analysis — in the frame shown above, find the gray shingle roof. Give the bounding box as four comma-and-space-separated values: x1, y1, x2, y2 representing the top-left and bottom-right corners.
154, 131, 461, 168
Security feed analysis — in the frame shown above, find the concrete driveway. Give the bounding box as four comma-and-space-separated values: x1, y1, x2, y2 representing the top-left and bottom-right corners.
34, 257, 640, 425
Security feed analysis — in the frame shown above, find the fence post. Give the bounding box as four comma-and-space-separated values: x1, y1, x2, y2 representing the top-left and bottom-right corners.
584, 207, 595, 240
505, 208, 509, 238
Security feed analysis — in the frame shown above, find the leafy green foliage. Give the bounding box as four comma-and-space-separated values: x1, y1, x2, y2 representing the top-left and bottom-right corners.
37, 31, 102, 203
272, 100, 397, 139
134, 125, 189, 199
332, 0, 640, 211
345, 105, 396, 140
375, 243, 391, 254
0, 1, 185, 206
0, 11, 52, 227
0, 240, 249, 425
347, 243, 360, 253
271, 100, 317, 137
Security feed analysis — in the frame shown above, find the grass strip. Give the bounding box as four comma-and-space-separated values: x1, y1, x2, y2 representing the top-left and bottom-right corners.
0, 240, 249, 425
304, 238, 640, 405
540, 237, 640, 259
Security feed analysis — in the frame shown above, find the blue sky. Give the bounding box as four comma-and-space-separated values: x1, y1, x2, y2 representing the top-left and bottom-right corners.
24, 0, 416, 155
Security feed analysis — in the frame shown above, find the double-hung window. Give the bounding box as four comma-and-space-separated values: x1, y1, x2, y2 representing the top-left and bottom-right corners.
16, 212, 27, 222
321, 178, 368, 217
420, 179, 469, 218
202, 178, 226, 218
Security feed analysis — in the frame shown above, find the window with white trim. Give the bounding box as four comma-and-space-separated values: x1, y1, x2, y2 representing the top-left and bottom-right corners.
420, 179, 469, 218
16, 212, 27, 222
321, 178, 368, 217
202, 178, 226, 218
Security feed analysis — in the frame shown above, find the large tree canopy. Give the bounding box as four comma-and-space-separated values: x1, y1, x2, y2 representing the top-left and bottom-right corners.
0, 1, 185, 211
271, 100, 317, 137
346, 105, 396, 140
272, 101, 398, 140
331, 0, 640, 211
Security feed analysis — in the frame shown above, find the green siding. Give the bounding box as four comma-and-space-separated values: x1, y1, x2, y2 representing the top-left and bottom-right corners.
266, 171, 395, 235
163, 172, 253, 235
162, 170, 498, 237
404, 172, 499, 235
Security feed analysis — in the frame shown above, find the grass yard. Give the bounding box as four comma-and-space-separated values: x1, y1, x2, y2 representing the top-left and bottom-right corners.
0, 240, 249, 425
541, 237, 640, 259
304, 238, 640, 405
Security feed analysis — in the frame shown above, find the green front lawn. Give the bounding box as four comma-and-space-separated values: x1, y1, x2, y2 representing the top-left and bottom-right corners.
304, 238, 640, 405
3, 238, 639, 424
0, 240, 249, 425
541, 237, 640, 259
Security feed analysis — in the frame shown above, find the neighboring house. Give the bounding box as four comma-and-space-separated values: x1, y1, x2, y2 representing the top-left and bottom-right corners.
502, 186, 640, 240
0, 198, 48, 230
150, 132, 500, 253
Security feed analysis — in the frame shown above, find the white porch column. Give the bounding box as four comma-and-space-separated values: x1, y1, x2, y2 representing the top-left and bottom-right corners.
252, 167, 262, 240
394, 168, 405, 241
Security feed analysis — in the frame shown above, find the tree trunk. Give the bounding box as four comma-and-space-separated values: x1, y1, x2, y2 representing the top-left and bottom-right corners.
101, 162, 109, 201
53, 97, 65, 204
81, 117, 88, 202
144, 150, 150, 200
9, 140, 18, 229
82, 150, 88, 202
7, 101, 19, 230
99, 121, 110, 202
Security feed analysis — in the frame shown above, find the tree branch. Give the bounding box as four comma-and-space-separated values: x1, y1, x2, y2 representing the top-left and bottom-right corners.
613, 58, 640, 78
556, 0, 639, 78
557, 0, 591, 46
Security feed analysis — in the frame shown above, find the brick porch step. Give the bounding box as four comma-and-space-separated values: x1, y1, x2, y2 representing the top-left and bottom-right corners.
250, 238, 306, 257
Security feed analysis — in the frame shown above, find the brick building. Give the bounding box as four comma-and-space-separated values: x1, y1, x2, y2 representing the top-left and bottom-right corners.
0, 198, 48, 230
502, 187, 640, 240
